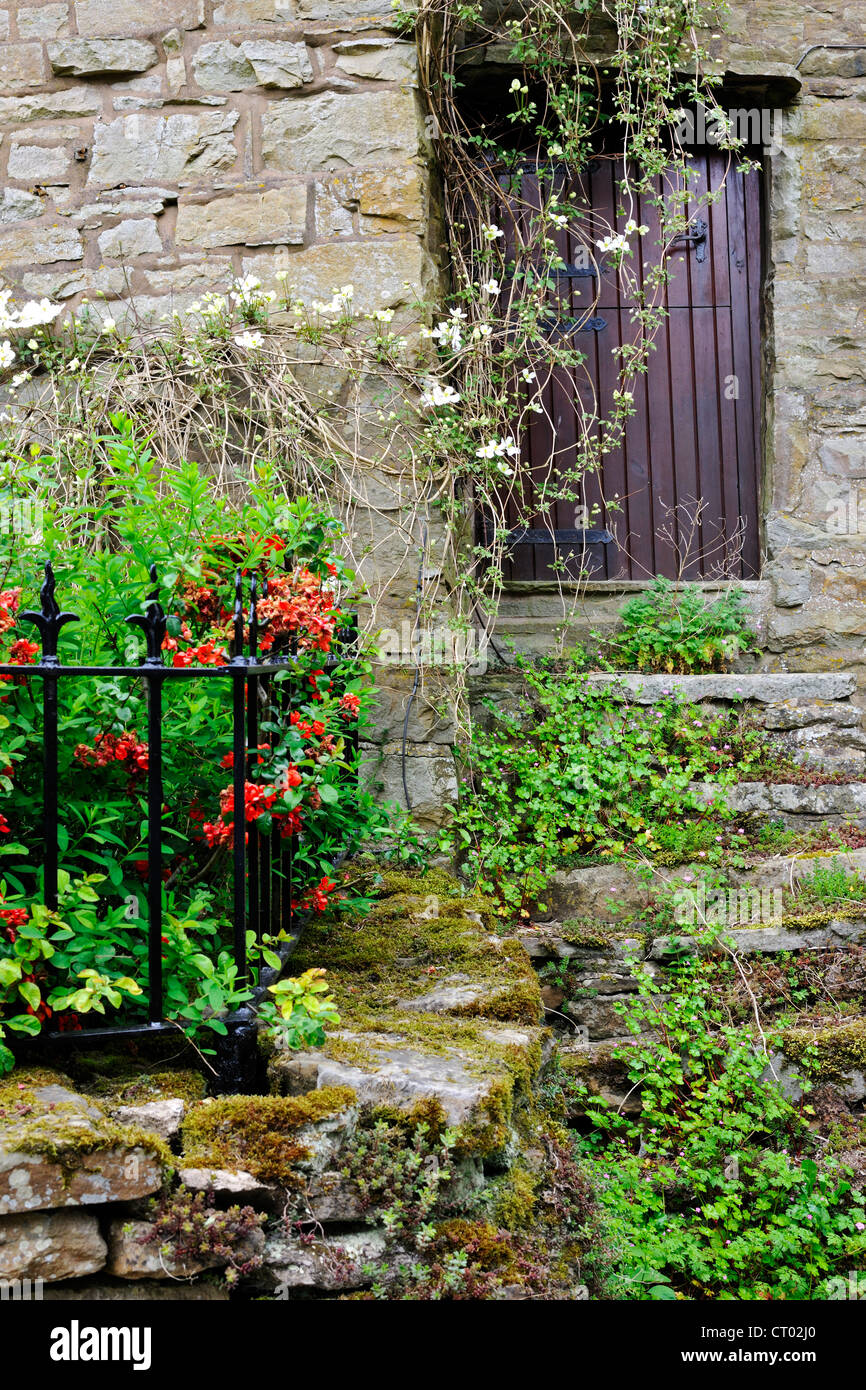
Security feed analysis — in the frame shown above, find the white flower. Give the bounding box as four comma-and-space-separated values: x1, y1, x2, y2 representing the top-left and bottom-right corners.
624, 219, 650, 236
371, 308, 394, 323
521, 368, 536, 383
11, 370, 31, 387
475, 435, 520, 463
470, 323, 493, 341
15, 298, 62, 329
481, 278, 500, 294
101, 317, 117, 333
420, 381, 461, 408
336, 284, 354, 299
67, 357, 81, 372
429, 318, 464, 351
275, 269, 291, 282
596, 233, 629, 256
549, 213, 568, 229
0, 342, 15, 370
480, 223, 504, 242
509, 78, 521, 92
234, 330, 264, 350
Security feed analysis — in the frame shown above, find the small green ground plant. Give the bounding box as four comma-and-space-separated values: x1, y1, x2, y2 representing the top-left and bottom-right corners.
603, 577, 759, 674
570, 938, 866, 1300
444, 653, 784, 917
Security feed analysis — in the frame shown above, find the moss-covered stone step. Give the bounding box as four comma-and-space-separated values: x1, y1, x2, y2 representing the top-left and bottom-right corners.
267, 866, 546, 1158
0, 1076, 169, 1218
544, 845, 866, 922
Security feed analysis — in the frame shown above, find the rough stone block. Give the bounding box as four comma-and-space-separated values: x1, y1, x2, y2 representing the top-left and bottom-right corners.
0, 1209, 106, 1283
0, 188, 44, 223
177, 1167, 278, 1205
97, 217, 163, 257
7, 143, 71, 182
88, 111, 239, 186
109, 1099, 185, 1142
0, 43, 45, 92
333, 38, 417, 83
48, 38, 158, 75
242, 235, 428, 315
176, 185, 307, 248
194, 39, 311, 90
18, 4, 70, 39
272, 1026, 532, 1129
0, 224, 83, 267
74, 0, 205, 36
0, 1084, 165, 1215
260, 89, 421, 172
0, 86, 101, 121
261, 1228, 386, 1290
107, 1219, 210, 1279
213, 0, 295, 21
297, 0, 395, 23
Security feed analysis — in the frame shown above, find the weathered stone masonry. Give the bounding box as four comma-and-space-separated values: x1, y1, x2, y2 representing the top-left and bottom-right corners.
0, 0, 436, 320
3, 1, 866, 820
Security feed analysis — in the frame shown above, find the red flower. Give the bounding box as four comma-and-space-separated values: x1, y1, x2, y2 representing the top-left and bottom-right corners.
340, 692, 361, 717
8, 638, 38, 664
0, 813, 10, 835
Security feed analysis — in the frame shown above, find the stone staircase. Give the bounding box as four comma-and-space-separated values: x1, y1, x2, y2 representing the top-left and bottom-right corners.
488, 578, 772, 660
498, 671, 866, 1119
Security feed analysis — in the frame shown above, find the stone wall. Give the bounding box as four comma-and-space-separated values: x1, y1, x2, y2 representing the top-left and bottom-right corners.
0, 0, 435, 320
3, 0, 866, 813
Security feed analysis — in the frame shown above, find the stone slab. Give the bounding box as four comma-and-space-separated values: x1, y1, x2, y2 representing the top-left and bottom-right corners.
0, 1209, 106, 1283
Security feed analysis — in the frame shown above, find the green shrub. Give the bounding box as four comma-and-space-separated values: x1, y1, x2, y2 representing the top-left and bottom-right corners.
606, 577, 759, 673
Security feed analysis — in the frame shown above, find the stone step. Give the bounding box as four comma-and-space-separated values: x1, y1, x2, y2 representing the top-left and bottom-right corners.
470, 670, 866, 772
542, 843, 866, 922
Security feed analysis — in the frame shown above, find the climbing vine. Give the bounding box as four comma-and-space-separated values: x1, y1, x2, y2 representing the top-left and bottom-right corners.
0, 0, 744, 737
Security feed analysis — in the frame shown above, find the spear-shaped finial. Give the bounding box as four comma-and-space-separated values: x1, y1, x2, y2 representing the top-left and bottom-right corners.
125, 563, 168, 666
19, 561, 79, 666
231, 569, 246, 662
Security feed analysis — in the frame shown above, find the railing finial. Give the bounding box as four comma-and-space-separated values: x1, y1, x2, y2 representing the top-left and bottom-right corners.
19, 561, 79, 666
125, 563, 168, 666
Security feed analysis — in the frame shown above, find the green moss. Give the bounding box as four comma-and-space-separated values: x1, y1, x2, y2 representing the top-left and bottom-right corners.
180, 1086, 356, 1186
560, 919, 623, 949
435, 1219, 518, 1274
83, 1070, 208, 1105
492, 1164, 538, 1231
0, 1086, 172, 1177
781, 1019, 866, 1078
365, 1097, 449, 1145
270, 866, 546, 1159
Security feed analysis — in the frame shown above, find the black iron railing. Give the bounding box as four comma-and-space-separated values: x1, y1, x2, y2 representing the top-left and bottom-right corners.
0, 561, 358, 1089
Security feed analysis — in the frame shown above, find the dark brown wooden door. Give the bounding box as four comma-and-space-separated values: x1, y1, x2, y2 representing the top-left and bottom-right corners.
490, 152, 762, 581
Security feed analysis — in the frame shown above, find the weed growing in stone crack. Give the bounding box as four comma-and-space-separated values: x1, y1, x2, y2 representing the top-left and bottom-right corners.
141, 1186, 265, 1288
341, 1116, 458, 1240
